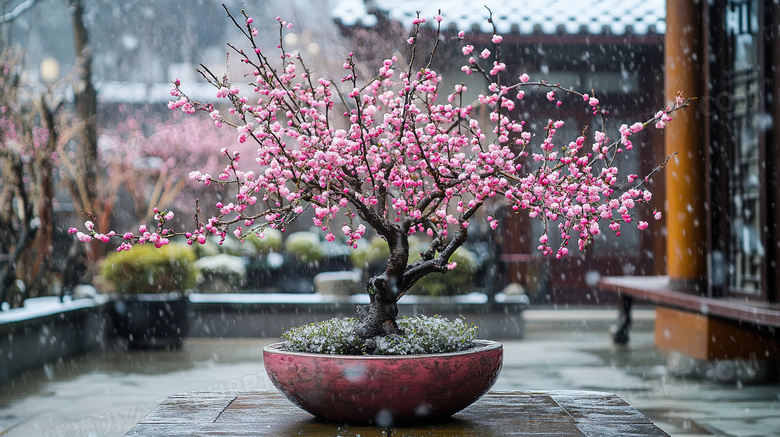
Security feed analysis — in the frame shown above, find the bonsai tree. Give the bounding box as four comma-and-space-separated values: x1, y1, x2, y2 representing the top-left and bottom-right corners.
72, 6, 688, 351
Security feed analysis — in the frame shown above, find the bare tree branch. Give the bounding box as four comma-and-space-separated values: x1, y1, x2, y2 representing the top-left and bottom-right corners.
0, 0, 40, 24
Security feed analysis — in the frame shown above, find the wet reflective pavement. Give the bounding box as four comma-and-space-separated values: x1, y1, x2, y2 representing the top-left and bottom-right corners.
1, 308, 778, 437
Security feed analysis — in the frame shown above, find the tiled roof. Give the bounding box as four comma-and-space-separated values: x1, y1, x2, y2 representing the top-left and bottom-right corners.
333, 0, 666, 36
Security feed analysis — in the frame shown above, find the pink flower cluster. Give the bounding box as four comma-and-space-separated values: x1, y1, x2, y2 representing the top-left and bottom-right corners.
74, 11, 688, 259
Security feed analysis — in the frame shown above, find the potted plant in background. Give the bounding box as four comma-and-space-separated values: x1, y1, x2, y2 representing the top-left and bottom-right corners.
194, 252, 246, 293
72, 4, 688, 426
278, 231, 324, 293
410, 244, 477, 297
245, 227, 284, 291
99, 241, 197, 348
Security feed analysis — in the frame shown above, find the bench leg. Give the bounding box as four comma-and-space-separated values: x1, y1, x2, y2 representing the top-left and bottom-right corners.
611, 294, 633, 344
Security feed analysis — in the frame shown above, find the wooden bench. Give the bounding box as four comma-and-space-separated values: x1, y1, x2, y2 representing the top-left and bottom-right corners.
600, 276, 780, 362
126, 390, 670, 436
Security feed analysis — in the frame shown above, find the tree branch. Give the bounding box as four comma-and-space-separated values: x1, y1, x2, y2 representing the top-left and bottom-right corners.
0, 0, 39, 23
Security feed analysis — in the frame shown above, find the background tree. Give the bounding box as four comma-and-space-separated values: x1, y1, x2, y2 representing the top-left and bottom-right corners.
0, 50, 64, 307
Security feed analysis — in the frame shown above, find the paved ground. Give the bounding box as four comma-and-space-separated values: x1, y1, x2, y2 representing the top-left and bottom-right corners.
0, 308, 778, 436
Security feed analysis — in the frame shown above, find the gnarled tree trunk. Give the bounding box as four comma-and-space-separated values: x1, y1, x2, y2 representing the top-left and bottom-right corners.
353, 210, 474, 347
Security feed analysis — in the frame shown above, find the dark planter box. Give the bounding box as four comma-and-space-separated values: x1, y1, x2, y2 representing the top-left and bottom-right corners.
112, 292, 189, 348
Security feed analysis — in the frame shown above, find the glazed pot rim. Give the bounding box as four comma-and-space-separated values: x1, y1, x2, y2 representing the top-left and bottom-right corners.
263, 339, 502, 359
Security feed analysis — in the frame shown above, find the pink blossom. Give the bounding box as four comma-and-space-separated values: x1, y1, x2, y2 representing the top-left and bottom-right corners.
75, 11, 683, 276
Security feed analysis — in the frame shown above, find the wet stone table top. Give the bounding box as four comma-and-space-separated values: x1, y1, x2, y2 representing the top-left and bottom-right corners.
125, 390, 670, 436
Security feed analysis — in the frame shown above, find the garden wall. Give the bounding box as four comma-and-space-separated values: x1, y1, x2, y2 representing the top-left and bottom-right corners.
188, 294, 527, 339
0, 298, 112, 384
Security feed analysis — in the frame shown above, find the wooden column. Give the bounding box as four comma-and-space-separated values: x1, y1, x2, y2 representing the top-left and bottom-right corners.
664, 1, 707, 291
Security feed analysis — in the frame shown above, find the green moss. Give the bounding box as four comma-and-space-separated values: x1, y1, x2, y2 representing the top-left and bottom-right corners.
100, 243, 197, 294
282, 315, 478, 355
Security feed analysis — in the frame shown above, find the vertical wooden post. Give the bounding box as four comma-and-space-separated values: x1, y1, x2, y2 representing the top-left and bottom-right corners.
664, 1, 707, 291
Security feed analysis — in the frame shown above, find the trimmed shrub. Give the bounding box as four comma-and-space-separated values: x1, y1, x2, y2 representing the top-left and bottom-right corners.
246, 228, 283, 255
100, 243, 197, 294
410, 246, 477, 296
349, 236, 389, 270
194, 253, 246, 291
284, 231, 324, 264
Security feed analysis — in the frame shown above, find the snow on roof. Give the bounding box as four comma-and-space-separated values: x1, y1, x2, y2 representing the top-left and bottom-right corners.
333, 0, 666, 36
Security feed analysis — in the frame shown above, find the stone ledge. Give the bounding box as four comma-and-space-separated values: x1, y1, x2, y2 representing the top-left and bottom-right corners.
0, 299, 111, 384
188, 293, 527, 339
